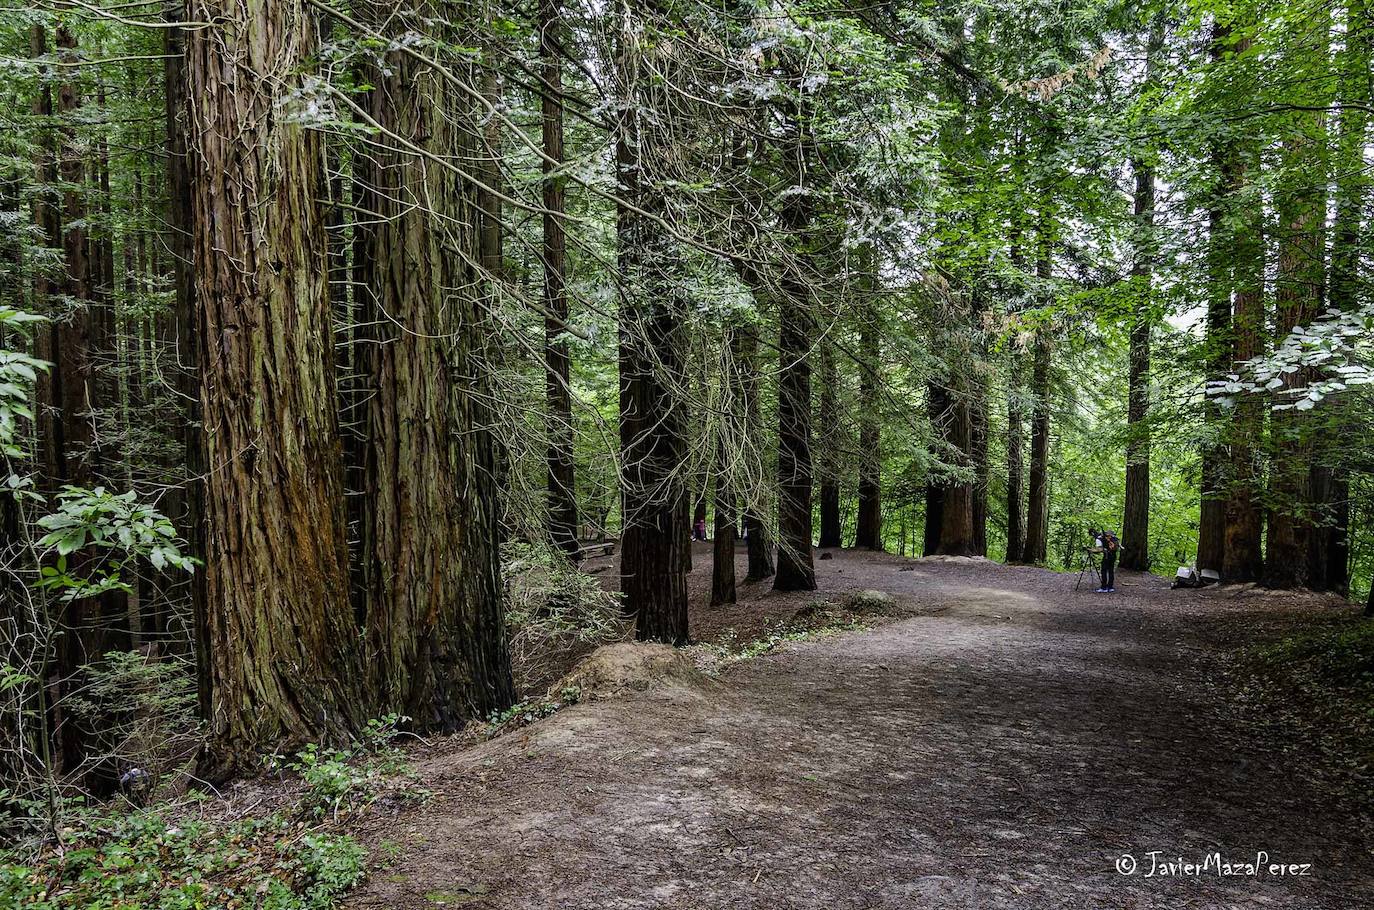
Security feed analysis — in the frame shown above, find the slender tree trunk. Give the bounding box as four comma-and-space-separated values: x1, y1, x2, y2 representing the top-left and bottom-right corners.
1024, 329, 1051, 565
541, 0, 577, 558
970, 362, 988, 557
711, 327, 738, 605
774, 281, 817, 591
736, 320, 775, 580
1121, 152, 1154, 571
853, 282, 882, 549
1219, 34, 1265, 583
1198, 137, 1231, 574
923, 380, 947, 556
817, 342, 842, 549
46, 21, 109, 783
1005, 347, 1026, 563
360, 1, 515, 729
187, 0, 366, 772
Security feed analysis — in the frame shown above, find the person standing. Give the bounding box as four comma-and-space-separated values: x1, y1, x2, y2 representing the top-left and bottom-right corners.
1094, 529, 1119, 593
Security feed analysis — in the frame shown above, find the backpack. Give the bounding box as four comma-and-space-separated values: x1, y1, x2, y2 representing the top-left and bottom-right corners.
1104, 533, 1119, 552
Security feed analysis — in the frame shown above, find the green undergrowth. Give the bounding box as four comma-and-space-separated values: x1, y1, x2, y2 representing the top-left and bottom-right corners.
692, 603, 873, 672
1242, 615, 1374, 807
0, 716, 420, 910
484, 686, 582, 735
0, 809, 366, 910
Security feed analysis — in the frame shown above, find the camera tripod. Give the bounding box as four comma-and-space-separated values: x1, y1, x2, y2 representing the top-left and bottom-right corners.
1074, 548, 1101, 592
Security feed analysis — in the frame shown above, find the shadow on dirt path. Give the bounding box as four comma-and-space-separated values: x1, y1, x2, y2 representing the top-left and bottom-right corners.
349, 548, 1374, 909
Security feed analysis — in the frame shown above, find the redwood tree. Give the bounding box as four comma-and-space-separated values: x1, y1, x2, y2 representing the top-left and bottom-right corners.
1121, 150, 1154, 571
359, 0, 514, 729
187, 0, 366, 770
853, 289, 883, 550
817, 341, 842, 549
616, 0, 690, 640
541, 0, 578, 558
1005, 347, 1026, 563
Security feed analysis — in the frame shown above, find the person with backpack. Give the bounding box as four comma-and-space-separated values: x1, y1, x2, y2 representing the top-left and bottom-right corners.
1090, 528, 1119, 593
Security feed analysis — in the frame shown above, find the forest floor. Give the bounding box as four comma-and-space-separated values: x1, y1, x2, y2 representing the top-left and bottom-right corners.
347, 545, 1374, 909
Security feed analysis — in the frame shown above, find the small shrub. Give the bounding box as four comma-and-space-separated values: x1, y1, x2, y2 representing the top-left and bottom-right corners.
282, 715, 423, 819
502, 541, 627, 691
689, 616, 870, 674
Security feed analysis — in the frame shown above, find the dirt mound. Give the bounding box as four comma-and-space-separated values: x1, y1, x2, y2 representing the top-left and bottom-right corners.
554, 642, 714, 700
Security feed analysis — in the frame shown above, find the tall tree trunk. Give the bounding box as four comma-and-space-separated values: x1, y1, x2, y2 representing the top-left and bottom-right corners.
1263, 117, 1327, 589
1220, 31, 1265, 583
1121, 151, 1154, 571
1023, 332, 1051, 564
1198, 135, 1231, 575
616, 0, 689, 640
1312, 0, 1367, 597
345, 61, 376, 627
774, 281, 817, 591
46, 20, 110, 783
771, 130, 818, 592
936, 380, 975, 556
816, 341, 842, 549
970, 362, 989, 557
737, 320, 775, 579
186, 0, 366, 772
1122, 17, 1160, 572
1023, 247, 1053, 565
923, 380, 947, 556
477, 25, 511, 538
853, 280, 882, 549
1005, 346, 1026, 563
541, 0, 577, 558
711, 327, 739, 605
360, 1, 514, 729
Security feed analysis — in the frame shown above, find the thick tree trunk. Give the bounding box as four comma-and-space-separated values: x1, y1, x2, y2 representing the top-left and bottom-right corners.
1005, 347, 1026, 563
616, 0, 689, 640
1312, 0, 1367, 597
936, 382, 975, 557
541, 0, 577, 558
817, 342, 842, 549
186, 0, 366, 771
1121, 153, 1154, 571
1263, 121, 1327, 589
853, 296, 882, 549
360, 3, 514, 729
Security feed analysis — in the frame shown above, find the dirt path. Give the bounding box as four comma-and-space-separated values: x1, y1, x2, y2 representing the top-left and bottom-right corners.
350, 550, 1374, 909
